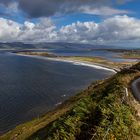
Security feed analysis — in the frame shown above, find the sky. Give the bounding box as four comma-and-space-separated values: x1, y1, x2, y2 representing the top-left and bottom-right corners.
0, 0, 140, 47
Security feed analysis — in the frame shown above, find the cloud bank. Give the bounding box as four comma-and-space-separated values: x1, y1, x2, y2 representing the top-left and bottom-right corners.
0, 0, 130, 17
0, 15, 140, 45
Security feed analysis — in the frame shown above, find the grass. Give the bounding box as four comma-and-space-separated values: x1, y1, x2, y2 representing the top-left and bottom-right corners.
1, 62, 140, 140
17, 52, 55, 57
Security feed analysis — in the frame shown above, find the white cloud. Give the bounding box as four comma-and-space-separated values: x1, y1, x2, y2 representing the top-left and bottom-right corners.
18, 18, 58, 42
59, 21, 99, 42
59, 15, 140, 44
0, 15, 140, 45
0, 18, 20, 42
98, 15, 140, 41
79, 6, 130, 16
0, 18, 58, 42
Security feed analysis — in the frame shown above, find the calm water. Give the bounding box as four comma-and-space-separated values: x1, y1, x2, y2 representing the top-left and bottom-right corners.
0, 53, 114, 134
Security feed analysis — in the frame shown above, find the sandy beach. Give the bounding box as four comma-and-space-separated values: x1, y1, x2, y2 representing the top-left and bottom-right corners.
16, 53, 117, 73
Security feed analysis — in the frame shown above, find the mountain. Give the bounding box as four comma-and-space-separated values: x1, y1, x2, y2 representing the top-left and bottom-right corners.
0, 42, 139, 51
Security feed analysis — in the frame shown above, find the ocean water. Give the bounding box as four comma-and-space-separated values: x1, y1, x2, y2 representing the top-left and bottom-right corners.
0, 53, 114, 134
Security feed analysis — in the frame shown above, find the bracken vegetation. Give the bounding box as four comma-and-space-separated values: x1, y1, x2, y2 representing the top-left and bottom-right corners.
1, 62, 140, 140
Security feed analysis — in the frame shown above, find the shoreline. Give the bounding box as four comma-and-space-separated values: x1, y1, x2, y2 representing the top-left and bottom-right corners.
15, 53, 117, 73
0, 53, 116, 135
1, 62, 140, 139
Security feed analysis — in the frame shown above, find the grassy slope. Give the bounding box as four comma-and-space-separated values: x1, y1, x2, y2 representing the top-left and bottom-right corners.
1, 63, 140, 140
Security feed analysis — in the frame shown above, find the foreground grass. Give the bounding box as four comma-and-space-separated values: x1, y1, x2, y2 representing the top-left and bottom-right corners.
1, 63, 140, 140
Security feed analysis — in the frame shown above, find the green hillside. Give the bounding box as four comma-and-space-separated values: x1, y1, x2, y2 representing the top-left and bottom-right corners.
1, 62, 140, 140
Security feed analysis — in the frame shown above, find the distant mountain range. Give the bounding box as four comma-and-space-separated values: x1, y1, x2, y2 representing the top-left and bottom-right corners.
0, 42, 139, 51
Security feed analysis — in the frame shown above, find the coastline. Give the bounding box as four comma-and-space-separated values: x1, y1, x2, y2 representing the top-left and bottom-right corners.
15, 53, 117, 73
1, 62, 140, 140
0, 52, 116, 136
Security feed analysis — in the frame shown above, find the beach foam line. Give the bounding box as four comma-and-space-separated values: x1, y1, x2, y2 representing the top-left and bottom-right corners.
55, 102, 62, 106
16, 54, 117, 73
42, 57, 117, 73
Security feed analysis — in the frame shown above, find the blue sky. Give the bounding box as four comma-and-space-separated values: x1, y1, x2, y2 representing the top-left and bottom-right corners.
116, 0, 140, 17
0, 0, 140, 46
0, 0, 139, 26
52, 0, 140, 28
